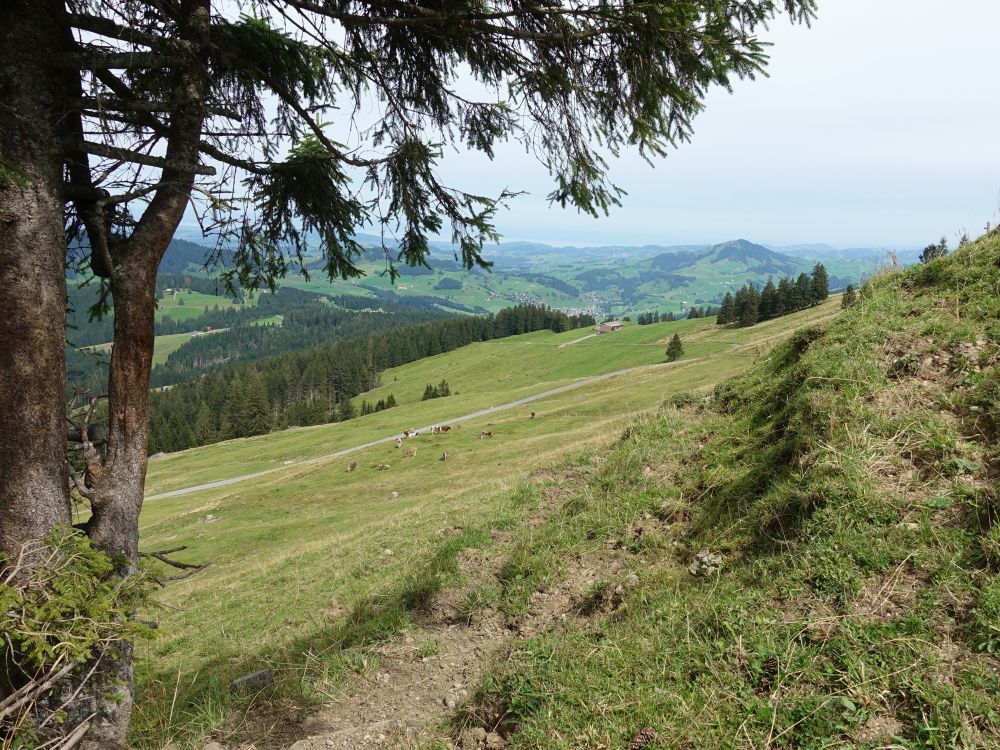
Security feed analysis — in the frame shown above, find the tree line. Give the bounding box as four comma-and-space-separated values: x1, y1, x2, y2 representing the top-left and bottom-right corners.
716, 264, 829, 327
147, 305, 594, 453
635, 305, 717, 325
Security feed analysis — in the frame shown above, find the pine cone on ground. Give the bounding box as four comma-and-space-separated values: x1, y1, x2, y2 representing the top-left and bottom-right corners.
628, 726, 657, 749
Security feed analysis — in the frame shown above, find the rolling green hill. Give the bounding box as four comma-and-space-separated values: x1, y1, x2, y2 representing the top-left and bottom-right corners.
278, 237, 883, 320
128, 231, 999, 750
126, 299, 840, 747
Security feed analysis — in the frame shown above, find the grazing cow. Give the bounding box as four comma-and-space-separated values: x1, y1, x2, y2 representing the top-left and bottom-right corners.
530, 411, 536, 419
376, 463, 390, 470
439, 425, 451, 433
402, 428, 413, 438
440, 451, 449, 461
403, 446, 417, 458
395, 438, 402, 449
347, 461, 357, 472
479, 430, 493, 439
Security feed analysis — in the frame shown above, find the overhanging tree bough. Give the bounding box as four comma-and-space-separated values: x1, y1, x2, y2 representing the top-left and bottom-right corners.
0, 0, 815, 742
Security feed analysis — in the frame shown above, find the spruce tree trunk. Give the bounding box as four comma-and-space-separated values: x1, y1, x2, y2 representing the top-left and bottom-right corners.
81, 263, 160, 743
0, 1, 72, 565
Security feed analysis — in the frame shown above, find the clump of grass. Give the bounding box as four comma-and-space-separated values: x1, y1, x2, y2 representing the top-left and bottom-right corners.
416, 641, 440, 659
456, 586, 499, 625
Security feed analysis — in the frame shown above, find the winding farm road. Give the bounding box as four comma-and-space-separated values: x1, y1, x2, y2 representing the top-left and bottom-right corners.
144, 358, 696, 502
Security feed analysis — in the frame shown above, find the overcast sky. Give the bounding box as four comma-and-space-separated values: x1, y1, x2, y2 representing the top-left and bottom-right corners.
432, 0, 1000, 248
178, 1, 999, 250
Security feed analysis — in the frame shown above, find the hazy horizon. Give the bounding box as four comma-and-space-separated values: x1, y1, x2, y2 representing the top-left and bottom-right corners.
180, 0, 1000, 251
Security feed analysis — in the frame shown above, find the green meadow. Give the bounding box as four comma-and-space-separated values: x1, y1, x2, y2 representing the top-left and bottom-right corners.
129, 299, 841, 746
144, 300, 839, 496
155, 290, 253, 322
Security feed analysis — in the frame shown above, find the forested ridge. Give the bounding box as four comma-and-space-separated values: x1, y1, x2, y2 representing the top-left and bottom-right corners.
147, 304, 595, 453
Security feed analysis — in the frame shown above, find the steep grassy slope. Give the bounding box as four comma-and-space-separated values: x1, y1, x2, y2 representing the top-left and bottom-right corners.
451, 233, 1000, 748
129, 303, 839, 747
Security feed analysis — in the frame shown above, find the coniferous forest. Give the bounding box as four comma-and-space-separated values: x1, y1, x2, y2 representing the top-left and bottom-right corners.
715, 263, 829, 327
146, 304, 595, 453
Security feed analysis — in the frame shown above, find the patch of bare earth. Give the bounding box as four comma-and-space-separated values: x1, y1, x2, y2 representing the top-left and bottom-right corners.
281, 466, 629, 749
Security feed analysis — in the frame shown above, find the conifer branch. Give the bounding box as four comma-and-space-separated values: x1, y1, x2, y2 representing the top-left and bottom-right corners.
75, 140, 217, 176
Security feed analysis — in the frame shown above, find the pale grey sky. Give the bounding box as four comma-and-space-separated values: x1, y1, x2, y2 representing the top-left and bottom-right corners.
436, 0, 1000, 248
178, 1, 1000, 250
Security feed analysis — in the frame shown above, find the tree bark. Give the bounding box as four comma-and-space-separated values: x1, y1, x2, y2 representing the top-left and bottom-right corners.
79, 266, 160, 742
0, 1, 72, 563
80, 3, 211, 738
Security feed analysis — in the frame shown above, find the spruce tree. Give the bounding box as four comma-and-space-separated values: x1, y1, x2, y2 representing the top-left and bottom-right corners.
193, 403, 216, 445
735, 285, 761, 327
242, 377, 274, 436
337, 397, 357, 422
666, 334, 684, 362
718, 292, 735, 325
776, 277, 793, 317
920, 237, 949, 263
793, 273, 813, 310
811, 263, 829, 302
760, 278, 778, 320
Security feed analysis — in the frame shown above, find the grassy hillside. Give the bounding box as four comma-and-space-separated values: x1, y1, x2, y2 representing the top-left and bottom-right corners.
143, 304, 837, 496
125, 218, 1000, 749
443, 233, 1000, 748
128, 301, 839, 747
155, 290, 252, 323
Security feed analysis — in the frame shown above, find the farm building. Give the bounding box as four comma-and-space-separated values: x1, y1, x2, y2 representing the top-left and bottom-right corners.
595, 320, 624, 334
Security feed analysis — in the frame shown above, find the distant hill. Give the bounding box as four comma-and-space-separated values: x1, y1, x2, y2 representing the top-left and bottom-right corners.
158, 238, 223, 274
143, 233, 891, 320
767, 242, 922, 266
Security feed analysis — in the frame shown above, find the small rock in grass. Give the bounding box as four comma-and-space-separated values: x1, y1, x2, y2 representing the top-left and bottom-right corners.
688, 549, 723, 577
625, 572, 640, 588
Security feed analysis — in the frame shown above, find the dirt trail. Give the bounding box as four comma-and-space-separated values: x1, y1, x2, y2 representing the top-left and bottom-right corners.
285, 471, 629, 750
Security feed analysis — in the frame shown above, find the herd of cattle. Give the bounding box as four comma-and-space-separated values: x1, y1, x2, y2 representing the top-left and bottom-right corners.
345, 421, 496, 473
